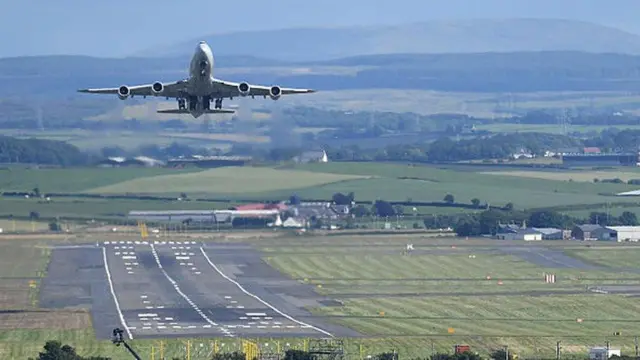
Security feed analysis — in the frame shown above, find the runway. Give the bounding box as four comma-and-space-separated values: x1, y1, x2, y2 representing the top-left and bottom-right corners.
99, 239, 344, 339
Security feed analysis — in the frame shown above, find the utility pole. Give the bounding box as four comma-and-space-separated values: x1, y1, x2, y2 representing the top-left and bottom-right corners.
635, 336, 638, 359
556, 341, 561, 360
505, 345, 509, 360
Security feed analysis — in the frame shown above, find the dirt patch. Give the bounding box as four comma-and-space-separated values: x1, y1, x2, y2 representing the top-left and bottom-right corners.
0, 279, 34, 309
0, 310, 91, 329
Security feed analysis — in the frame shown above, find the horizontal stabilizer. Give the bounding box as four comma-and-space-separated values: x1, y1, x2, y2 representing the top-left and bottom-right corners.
157, 108, 236, 114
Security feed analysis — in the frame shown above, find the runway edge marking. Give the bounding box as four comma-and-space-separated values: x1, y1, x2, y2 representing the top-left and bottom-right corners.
102, 246, 133, 339
150, 244, 234, 337
199, 247, 334, 337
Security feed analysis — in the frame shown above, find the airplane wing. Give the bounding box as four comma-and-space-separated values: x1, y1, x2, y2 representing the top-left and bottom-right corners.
77, 80, 188, 98
212, 78, 315, 98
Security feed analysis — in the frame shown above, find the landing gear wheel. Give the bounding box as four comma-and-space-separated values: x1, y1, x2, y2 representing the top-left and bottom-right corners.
178, 98, 186, 110
188, 96, 197, 111
203, 96, 211, 110
214, 98, 222, 109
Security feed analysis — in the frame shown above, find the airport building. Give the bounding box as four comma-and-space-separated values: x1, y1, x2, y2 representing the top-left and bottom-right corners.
605, 226, 640, 242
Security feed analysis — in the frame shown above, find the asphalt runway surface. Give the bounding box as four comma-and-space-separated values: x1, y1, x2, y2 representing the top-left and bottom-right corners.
41, 240, 358, 340
498, 246, 602, 269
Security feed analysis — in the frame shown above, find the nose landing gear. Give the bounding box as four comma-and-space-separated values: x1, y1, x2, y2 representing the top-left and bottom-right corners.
214, 98, 223, 109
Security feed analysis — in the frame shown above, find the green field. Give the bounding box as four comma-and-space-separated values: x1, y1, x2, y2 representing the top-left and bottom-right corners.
0, 167, 201, 193
276, 162, 638, 208
87, 167, 368, 195
2, 162, 640, 222
3, 236, 640, 358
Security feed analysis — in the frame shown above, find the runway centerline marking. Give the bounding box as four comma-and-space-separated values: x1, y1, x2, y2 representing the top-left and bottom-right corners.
199, 247, 333, 337
102, 246, 133, 339
150, 244, 233, 337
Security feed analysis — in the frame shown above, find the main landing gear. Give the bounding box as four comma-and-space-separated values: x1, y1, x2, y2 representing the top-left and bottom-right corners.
176, 96, 223, 111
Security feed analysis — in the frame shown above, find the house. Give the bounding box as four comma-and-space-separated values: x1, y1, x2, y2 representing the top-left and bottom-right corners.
571, 224, 614, 241
293, 150, 328, 164
605, 226, 640, 242
282, 217, 306, 228
496, 229, 542, 241
532, 228, 571, 240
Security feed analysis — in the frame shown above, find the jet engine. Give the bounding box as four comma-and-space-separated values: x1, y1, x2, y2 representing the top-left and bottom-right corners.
151, 81, 164, 95
238, 82, 250, 96
117, 85, 130, 100
269, 85, 281, 100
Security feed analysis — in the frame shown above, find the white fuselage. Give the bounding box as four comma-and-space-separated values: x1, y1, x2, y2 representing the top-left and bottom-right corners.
187, 41, 216, 96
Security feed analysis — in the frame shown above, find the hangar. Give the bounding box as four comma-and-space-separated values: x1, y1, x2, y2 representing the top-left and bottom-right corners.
606, 226, 640, 242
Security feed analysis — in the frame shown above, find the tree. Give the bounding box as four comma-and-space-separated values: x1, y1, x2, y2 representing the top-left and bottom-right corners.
180, 192, 188, 200
49, 222, 61, 232
504, 202, 514, 211
528, 210, 567, 228
489, 349, 515, 360
332, 192, 352, 205
29, 211, 40, 220
289, 194, 301, 205
444, 194, 455, 204
373, 200, 396, 217
352, 205, 370, 218
619, 211, 639, 226
33, 187, 41, 197
471, 198, 481, 208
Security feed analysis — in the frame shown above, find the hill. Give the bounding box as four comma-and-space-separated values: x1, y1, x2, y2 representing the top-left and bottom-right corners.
4, 51, 640, 99
138, 18, 640, 61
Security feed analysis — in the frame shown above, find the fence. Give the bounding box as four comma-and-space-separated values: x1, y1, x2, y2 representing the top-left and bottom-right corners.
109, 336, 640, 360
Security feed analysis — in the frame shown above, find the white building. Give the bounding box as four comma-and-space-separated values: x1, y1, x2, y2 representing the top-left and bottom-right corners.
606, 226, 640, 242
293, 150, 328, 163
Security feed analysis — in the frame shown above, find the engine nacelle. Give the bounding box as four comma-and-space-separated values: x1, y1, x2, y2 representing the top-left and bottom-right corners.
269, 85, 281, 100
151, 81, 164, 95
238, 82, 250, 96
117, 85, 130, 100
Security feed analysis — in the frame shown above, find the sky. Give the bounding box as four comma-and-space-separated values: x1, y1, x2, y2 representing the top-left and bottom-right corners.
2, 0, 640, 58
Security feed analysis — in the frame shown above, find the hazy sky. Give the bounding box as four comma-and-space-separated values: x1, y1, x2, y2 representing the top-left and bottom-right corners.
2, 0, 640, 58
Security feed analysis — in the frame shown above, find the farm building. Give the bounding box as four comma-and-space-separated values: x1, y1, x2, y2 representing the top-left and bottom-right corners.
97, 156, 165, 167
606, 226, 640, 242
571, 224, 615, 241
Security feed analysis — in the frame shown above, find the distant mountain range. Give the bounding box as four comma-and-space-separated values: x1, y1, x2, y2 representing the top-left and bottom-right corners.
134, 18, 640, 61
4, 51, 640, 97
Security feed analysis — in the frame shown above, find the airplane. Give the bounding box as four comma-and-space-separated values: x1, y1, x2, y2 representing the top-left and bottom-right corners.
77, 41, 316, 118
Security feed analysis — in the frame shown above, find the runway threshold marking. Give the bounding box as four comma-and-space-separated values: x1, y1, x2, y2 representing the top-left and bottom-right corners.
102, 247, 133, 339
150, 244, 234, 337
199, 247, 333, 337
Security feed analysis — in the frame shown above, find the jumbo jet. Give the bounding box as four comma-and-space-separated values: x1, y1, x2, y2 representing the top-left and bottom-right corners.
78, 41, 316, 118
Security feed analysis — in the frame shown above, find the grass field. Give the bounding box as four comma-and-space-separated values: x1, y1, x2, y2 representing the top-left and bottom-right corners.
480, 170, 640, 183
274, 162, 638, 208
565, 247, 640, 269
476, 123, 640, 134
3, 236, 640, 358
0, 167, 201, 193
87, 166, 368, 195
